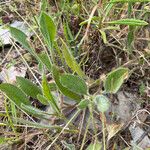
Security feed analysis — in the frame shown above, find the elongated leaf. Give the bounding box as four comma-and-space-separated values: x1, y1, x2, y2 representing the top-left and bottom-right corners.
104, 67, 128, 93
63, 21, 74, 43
0, 83, 31, 107
61, 39, 85, 77
37, 94, 49, 105
15, 117, 53, 129
0, 137, 7, 145
21, 103, 50, 119
99, 29, 107, 44
48, 82, 57, 91
15, 117, 57, 129
108, 19, 148, 26
15, 118, 78, 132
0, 137, 15, 145
42, 74, 60, 113
11, 102, 17, 124
52, 65, 82, 102
94, 95, 110, 113
111, 0, 150, 2
103, 3, 114, 21
79, 16, 100, 26
86, 142, 102, 150
78, 99, 89, 109
60, 74, 87, 95
127, 26, 134, 53
10, 26, 53, 70
40, 0, 48, 11
37, 52, 52, 72
10, 27, 34, 56
39, 12, 56, 48
16, 77, 42, 99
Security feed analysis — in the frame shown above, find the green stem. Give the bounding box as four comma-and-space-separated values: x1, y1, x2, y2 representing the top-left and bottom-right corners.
128, 2, 132, 18
80, 114, 91, 150
5, 98, 16, 134
127, 2, 134, 53
89, 100, 98, 141
102, 112, 106, 150
46, 109, 81, 150
127, 25, 134, 53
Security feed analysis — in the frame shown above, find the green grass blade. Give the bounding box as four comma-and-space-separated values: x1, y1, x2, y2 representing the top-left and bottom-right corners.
61, 38, 85, 77
107, 19, 148, 26
63, 21, 74, 43
99, 29, 107, 44
127, 26, 134, 53
37, 94, 49, 105
42, 74, 60, 113
40, 0, 48, 12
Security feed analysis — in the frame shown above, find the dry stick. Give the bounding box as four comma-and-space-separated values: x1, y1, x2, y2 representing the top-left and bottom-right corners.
119, 135, 131, 147
46, 109, 81, 150
3, 93, 36, 124
77, 109, 86, 143
80, 115, 91, 150
78, 0, 102, 68
101, 112, 106, 150
11, 40, 42, 87
78, 0, 102, 47
0, 45, 14, 65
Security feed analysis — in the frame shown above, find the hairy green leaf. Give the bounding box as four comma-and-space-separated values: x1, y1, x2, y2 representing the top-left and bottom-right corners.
39, 11, 56, 48
60, 74, 87, 95
37, 94, 49, 105
42, 74, 60, 113
94, 95, 110, 113
78, 99, 89, 109
61, 38, 85, 77
86, 141, 102, 150
15, 118, 78, 132
48, 82, 57, 91
40, 0, 48, 11
37, 52, 52, 72
15, 117, 58, 129
21, 103, 50, 119
0, 83, 31, 107
10, 26, 53, 70
10, 27, 34, 56
52, 65, 82, 102
104, 67, 129, 93
108, 19, 148, 26
16, 77, 42, 99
